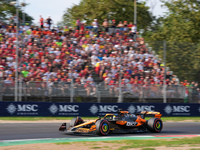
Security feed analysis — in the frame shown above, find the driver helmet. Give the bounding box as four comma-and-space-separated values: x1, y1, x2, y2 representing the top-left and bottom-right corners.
113, 114, 118, 119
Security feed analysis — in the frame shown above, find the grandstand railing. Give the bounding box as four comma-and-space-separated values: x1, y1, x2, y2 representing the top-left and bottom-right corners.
0, 81, 195, 103
97, 81, 185, 99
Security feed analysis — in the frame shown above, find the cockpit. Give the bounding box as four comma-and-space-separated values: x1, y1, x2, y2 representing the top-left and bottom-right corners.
104, 113, 137, 121
118, 113, 137, 121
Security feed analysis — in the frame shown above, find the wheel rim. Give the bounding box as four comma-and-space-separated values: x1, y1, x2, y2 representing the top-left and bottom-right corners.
102, 122, 109, 133
155, 120, 162, 131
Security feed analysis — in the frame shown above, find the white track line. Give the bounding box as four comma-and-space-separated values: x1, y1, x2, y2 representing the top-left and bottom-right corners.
1, 135, 200, 143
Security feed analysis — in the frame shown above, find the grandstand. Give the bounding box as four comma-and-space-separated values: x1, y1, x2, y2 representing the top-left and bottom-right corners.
0, 21, 199, 103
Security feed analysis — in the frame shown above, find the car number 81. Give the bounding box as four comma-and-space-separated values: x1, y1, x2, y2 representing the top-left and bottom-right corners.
126, 122, 137, 126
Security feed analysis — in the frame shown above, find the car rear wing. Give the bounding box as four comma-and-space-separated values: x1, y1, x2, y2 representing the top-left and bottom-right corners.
137, 111, 162, 118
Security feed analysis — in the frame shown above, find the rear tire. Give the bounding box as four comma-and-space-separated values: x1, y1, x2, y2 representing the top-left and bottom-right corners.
96, 119, 110, 136
147, 118, 163, 133
70, 117, 84, 127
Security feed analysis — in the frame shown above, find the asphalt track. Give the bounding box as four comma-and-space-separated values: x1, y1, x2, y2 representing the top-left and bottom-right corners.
0, 122, 200, 141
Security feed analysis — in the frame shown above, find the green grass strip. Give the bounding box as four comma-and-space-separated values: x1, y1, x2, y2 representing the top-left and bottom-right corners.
0, 117, 97, 121
0, 116, 200, 122
0, 136, 182, 147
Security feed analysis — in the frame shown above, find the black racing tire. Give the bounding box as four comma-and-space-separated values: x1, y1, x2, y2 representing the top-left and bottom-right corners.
59, 122, 70, 131
70, 117, 84, 127
147, 118, 163, 133
66, 123, 70, 130
95, 119, 110, 136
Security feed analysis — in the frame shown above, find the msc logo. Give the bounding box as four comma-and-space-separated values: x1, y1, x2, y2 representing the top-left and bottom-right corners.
49, 104, 58, 114
17, 105, 38, 111
59, 105, 79, 112
7, 103, 16, 114
127, 105, 136, 114
7, 103, 38, 114
128, 105, 155, 114
49, 104, 79, 114
89, 105, 98, 115
89, 105, 118, 115
164, 105, 190, 114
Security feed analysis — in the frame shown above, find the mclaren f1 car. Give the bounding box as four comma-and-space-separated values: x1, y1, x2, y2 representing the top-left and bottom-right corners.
59, 110, 163, 136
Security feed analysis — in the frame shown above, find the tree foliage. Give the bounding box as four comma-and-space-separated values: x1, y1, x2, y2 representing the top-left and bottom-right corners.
150, 0, 200, 43
145, 0, 200, 83
0, 0, 33, 23
62, 0, 153, 29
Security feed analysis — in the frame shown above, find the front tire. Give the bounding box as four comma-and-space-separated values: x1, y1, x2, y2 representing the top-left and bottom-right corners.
147, 118, 163, 133
70, 117, 84, 127
59, 123, 70, 131
96, 119, 110, 136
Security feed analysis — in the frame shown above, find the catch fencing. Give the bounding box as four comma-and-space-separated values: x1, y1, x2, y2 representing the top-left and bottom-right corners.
0, 81, 195, 103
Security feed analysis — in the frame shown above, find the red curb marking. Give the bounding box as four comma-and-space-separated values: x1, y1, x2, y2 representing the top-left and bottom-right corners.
154, 135, 198, 137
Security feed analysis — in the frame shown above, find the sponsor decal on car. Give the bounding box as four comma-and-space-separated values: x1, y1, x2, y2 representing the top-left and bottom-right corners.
126, 122, 138, 126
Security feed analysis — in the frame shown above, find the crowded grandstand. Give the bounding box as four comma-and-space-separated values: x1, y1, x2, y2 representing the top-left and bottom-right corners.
0, 19, 199, 102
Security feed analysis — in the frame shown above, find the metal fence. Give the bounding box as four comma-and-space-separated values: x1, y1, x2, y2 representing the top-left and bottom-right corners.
0, 81, 198, 103
186, 87, 200, 103
98, 82, 186, 100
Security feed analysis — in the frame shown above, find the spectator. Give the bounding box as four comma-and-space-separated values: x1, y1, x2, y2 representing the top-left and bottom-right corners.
117, 21, 124, 31
130, 24, 137, 40
76, 18, 81, 30
9, 14, 21, 26
110, 19, 117, 35
39, 15, 44, 29
46, 16, 52, 30
92, 19, 98, 33
102, 19, 109, 32
123, 21, 128, 31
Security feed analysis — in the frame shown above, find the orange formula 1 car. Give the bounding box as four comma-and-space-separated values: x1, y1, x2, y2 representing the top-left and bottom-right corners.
59, 110, 163, 136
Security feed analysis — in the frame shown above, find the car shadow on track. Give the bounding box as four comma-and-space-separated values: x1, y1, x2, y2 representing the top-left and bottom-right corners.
61, 129, 187, 138
61, 131, 174, 137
